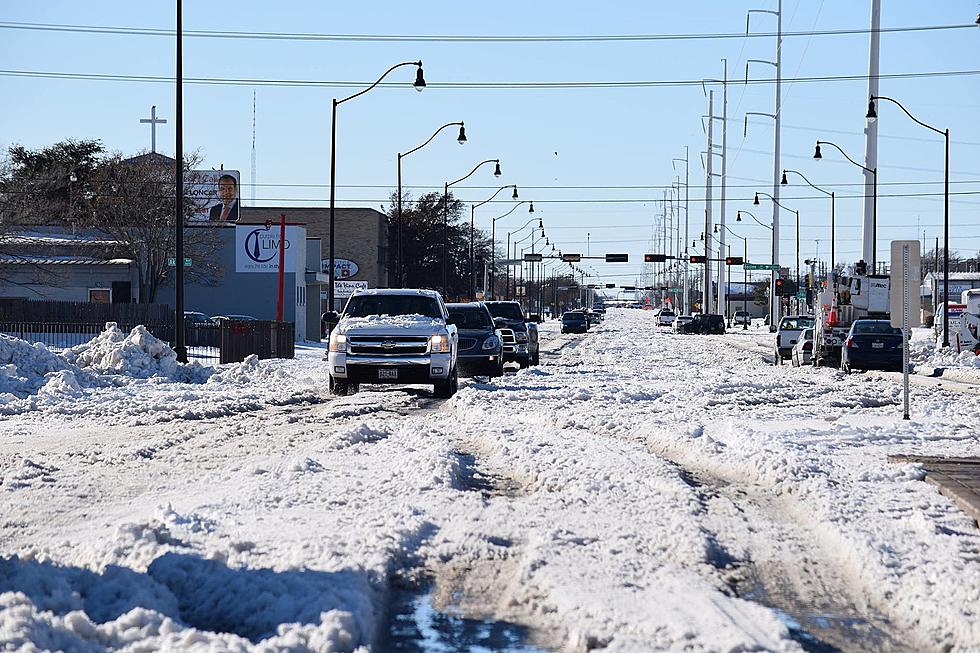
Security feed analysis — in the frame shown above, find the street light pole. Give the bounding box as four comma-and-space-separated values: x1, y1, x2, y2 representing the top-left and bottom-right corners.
397, 121, 465, 286
490, 202, 533, 299
470, 184, 518, 300
443, 159, 502, 298
782, 169, 835, 288
814, 140, 876, 271
330, 60, 425, 309
867, 95, 950, 347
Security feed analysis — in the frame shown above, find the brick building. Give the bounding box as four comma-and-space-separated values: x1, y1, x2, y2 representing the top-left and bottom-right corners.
241, 207, 388, 311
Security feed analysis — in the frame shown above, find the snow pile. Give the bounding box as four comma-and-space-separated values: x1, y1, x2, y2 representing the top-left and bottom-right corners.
0, 335, 84, 402
64, 323, 211, 383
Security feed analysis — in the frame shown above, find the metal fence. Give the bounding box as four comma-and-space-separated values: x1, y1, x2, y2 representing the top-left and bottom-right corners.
0, 317, 294, 365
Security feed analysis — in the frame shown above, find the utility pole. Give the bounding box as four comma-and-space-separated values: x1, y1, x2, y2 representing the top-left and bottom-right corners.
682, 147, 690, 314
717, 59, 729, 318
862, 0, 881, 267
705, 90, 715, 314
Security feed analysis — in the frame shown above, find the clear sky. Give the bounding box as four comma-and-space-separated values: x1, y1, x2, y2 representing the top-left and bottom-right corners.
1, 1, 978, 288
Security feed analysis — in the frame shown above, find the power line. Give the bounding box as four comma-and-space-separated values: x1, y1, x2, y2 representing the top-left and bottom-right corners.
2, 67, 979, 90
0, 20, 973, 43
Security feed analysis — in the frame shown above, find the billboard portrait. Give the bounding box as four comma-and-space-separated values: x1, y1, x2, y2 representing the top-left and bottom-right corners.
186, 170, 241, 223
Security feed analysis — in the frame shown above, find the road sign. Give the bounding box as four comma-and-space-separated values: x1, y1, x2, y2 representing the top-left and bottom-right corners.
621, 286, 636, 291
562, 253, 582, 262
167, 257, 192, 267
796, 290, 807, 300
669, 287, 683, 293
743, 263, 780, 271
523, 253, 543, 262
605, 253, 629, 263
605, 283, 616, 289
890, 240, 922, 421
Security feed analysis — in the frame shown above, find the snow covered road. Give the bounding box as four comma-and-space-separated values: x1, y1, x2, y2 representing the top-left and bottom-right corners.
2, 310, 979, 652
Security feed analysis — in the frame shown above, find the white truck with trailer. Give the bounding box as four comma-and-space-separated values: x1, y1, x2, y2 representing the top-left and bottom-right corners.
813, 265, 891, 365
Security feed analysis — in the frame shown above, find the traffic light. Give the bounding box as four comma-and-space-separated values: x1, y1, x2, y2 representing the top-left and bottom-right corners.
724, 256, 744, 265
605, 253, 629, 263
644, 253, 667, 263
775, 278, 785, 295
689, 255, 707, 264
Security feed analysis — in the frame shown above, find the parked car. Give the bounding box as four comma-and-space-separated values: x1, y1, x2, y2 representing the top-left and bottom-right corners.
791, 328, 815, 367
657, 309, 677, 327
673, 315, 694, 333
212, 314, 258, 322
679, 313, 725, 335
732, 310, 751, 327
184, 311, 213, 325
447, 302, 504, 379
585, 310, 602, 328
324, 289, 459, 397
183, 311, 218, 348
561, 311, 589, 334
841, 319, 905, 373
774, 315, 815, 364
485, 301, 539, 367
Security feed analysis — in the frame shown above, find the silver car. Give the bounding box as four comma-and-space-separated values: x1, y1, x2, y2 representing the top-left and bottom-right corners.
791, 328, 815, 367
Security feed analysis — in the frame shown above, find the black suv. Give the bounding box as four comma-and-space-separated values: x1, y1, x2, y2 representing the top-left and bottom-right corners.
679, 313, 726, 335
484, 301, 539, 367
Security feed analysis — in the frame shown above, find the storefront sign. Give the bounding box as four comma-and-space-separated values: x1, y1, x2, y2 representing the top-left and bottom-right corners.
320, 280, 369, 299
321, 257, 360, 279
235, 225, 301, 273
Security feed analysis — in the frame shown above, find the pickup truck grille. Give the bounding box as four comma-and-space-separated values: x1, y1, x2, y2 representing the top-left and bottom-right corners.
348, 335, 429, 356
499, 329, 516, 353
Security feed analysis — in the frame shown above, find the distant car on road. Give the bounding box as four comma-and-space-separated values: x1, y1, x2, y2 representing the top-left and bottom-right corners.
774, 315, 815, 364
791, 328, 815, 367
447, 302, 504, 379
732, 310, 751, 327
678, 314, 725, 335
561, 311, 589, 334
657, 309, 677, 327
673, 315, 694, 333
183, 311, 213, 325
841, 319, 905, 373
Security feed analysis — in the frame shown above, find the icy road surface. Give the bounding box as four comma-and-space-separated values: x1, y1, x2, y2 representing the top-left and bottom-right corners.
2, 310, 979, 652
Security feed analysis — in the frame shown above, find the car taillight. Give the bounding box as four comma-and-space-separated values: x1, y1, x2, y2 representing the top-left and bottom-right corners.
845, 336, 857, 348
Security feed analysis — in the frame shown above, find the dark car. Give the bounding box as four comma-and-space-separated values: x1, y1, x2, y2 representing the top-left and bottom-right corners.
484, 301, 539, 367
447, 302, 504, 378
679, 313, 726, 335
561, 311, 589, 334
841, 320, 905, 373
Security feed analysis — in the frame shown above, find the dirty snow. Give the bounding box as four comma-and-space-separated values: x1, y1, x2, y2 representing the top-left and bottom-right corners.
2, 310, 979, 652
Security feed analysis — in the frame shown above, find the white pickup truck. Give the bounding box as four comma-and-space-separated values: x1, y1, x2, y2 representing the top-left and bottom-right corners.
324, 289, 459, 397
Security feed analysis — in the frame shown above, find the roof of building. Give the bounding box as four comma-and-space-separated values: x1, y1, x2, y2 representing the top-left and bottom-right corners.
0, 255, 132, 266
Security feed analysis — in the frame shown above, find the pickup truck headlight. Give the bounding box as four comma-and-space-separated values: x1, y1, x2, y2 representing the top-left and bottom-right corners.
514, 331, 529, 343
481, 335, 499, 350
429, 334, 451, 353
328, 333, 348, 353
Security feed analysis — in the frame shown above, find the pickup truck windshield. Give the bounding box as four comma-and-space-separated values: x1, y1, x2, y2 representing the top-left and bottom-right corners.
448, 308, 492, 330
345, 295, 442, 319
485, 303, 525, 320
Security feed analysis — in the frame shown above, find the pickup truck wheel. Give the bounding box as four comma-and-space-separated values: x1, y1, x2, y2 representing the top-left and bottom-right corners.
329, 376, 352, 396
774, 350, 782, 366
433, 367, 458, 398
531, 350, 540, 366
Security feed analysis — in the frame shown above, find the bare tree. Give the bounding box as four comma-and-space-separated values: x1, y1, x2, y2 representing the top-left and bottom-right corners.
86, 153, 223, 303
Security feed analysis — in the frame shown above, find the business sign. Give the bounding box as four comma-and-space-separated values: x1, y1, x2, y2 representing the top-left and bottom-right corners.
235, 225, 301, 273
320, 258, 360, 279
320, 280, 368, 299
187, 170, 241, 223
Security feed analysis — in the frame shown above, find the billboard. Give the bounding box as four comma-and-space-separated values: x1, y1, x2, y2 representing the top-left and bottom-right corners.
235, 224, 301, 273
187, 170, 241, 223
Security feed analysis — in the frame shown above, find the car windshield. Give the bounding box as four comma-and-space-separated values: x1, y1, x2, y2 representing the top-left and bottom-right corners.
448, 307, 492, 330
780, 317, 814, 330
345, 294, 442, 319
661, 311, 675, 316
485, 303, 525, 320
853, 321, 903, 335
562, 313, 585, 321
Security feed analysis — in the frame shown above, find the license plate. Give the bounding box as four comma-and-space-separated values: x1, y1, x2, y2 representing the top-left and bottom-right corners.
872, 342, 884, 349
378, 369, 398, 379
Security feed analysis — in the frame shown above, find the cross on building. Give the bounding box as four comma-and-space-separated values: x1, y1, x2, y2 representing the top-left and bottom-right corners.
139, 105, 168, 153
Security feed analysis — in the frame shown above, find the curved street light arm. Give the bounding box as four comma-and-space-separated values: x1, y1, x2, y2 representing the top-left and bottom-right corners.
738, 209, 774, 231
492, 201, 531, 224
474, 184, 517, 211
746, 8, 779, 35
717, 222, 747, 242
816, 140, 872, 174
783, 169, 832, 197
402, 121, 463, 159
756, 190, 797, 214
871, 95, 944, 136
338, 60, 422, 106
448, 159, 499, 189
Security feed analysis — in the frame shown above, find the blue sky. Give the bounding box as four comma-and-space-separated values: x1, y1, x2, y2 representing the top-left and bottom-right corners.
1, 1, 978, 286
